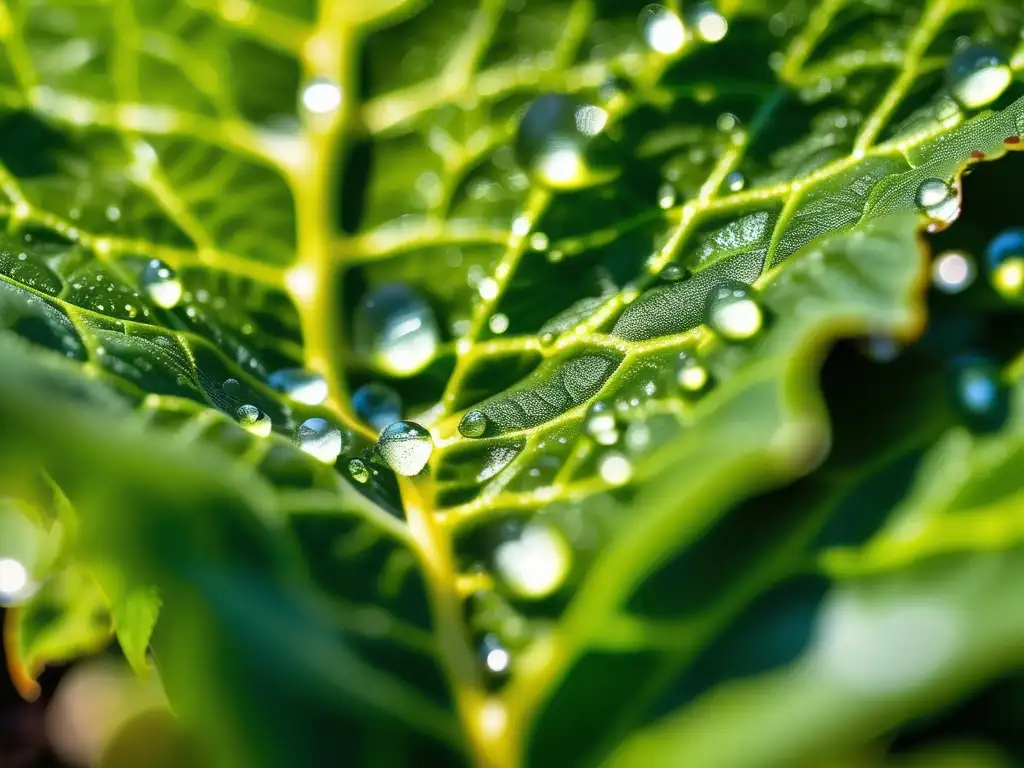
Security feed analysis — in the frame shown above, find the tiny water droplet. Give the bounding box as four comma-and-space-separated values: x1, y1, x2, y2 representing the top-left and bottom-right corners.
353, 383, 402, 431
915, 178, 960, 230
585, 401, 619, 446
300, 77, 343, 115
494, 524, 571, 599
985, 228, 1024, 300
235, 404, 272, 437
949, 355, 1009, 433
295, 417, 346, 463
515, 94, 615, 191
931, 250, 976, 294
353, 284, 440, 377
377, 420, 433, 476
676, 352, 710, 394
705, 280, 764, 341
947, 44, 1012, 110
459, 409, 489, 438
725, 170, 745, 192
480, 633, 511, 675
658, 263, 686, 282
268, 368, 328, 406
141, 259, 182, 309
639, 5, 685, 55
348, 458, 370, 484
657, 182, 677, 208
688, 3, 728, 43
529, 231, 549, 250
539, 331, 556, 347
598, 450, 633, 485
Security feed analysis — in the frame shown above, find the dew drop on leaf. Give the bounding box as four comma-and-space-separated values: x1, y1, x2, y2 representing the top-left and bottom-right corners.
915, 178, 960, 230
235, 404, 272, 437
514, 94, 615, 191
985, 228, 1024, 300
676, 352, 710, 394
931, 251, 976, 294
725, 170, 746, 191
348, 458, 370, 484
480, 633, 511, 676
267, 368, 328, 406
300, 77, 343, 116
947, 44, 1012, 110
658, 263, 686, 282
353, 284, 440, 377
704, 279, 764, 341
949, 355, 1009, 433
494, 524, 571, 600
352, 383, 402, 431
294, 417, 346, 463
598, 450, 633, 485
141, 259, 182, 309
585, 401, 619, 446
639, 5, 685, 55
687, 3, 728, 43
458, 409, 489, 438
376, 420, 433, 476
222, 378, 241, 396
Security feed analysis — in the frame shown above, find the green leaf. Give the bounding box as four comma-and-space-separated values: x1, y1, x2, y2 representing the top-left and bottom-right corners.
0, 0, 1023, 766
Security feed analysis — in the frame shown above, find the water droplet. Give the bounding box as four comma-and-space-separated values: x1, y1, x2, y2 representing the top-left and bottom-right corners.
725, 170, 745, 192
488, 313, 510, 334
377, 420, 433, 476
480, 633, 511, 675
539, 331, 556, 347
915, 178, 960, 230
268, 368, 328, 406
295, 417, 346, 463
639, 5, 685, 55
348, 458, 370, 484
300, 77, 343, 115
235, 404, 272, 437
688, 3, 728, 43
717, 113, 739, 132
353, 284, 440, 377
985, 228, 1024, 300
529, 232, 550, 251
947, 44, 1011, 110
352, 383, 402, 431
585, 402, 619, 446
141, 259, 182, 309
459, 409, 489, 438
658, 263, 686, 282
657, 182, 677, 208
676, 352, 710, 394
704, 280, 764, 341
494, 524, 571, 599
931, 250, 976, 294
222, 378, 241, 396
949, 355, 1008, 433
515, 94, 616, 191
598, 450, 633, 485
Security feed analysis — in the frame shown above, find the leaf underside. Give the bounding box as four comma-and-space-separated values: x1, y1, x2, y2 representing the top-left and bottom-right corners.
0, 0, 1023, 767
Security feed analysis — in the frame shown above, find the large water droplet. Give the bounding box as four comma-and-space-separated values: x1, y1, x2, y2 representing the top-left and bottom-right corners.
295, 417, 346, 463
676, 352, 711, 395
459, 409, 489, 439
300, 77, 343, 115
585, 401, 619, 446
268, 368, 328, 406
348, 458, 370, 484
494, 524, 571, 600
598, 450, 633, 485
687, 3, 728, 43
353, 383, 402, 431
141, 259, 182, 309
985, 228, 1024, 300
931, 250, 976, 294
235, 404, 272, 437
949, 355, 1008, 433
947, 44, 1012, 109
377, 420, 433, 476
639, 5, 685, 55
353, 284, 440, 377
514, 94, 616, 191
705, 279, 764, 341
915, 178, 960, 230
